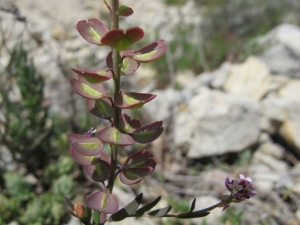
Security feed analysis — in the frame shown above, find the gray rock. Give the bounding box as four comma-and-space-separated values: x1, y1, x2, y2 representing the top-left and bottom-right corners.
258, 24, 300, 78
174, 87, 261, 158
252, 142, 288, 174
223, 57, 272, 101
261, 97, 300, 153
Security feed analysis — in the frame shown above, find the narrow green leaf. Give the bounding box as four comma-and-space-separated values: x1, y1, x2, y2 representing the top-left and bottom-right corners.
176, 210, 210, 219
148, 206, 172, 217
93, 210, 101, 224
189, 198, 196, 212
135, 196, 161, 215
110, 193, 143, 221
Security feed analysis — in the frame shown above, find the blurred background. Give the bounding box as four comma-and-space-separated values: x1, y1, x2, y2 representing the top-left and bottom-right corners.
1, 0, 300, 224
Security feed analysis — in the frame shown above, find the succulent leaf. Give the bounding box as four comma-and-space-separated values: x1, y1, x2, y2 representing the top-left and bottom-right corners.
121, 57, 140, 75
119, 150, 156, 185
83, 161, 110, 182
97, 127, 134, 146
86, 191, 119, 214
101, 27, 144, 51
70, 148, 103, 165
77, 18, 109, 45
116, 90, 156, 109
119, 5, 134, 17
70, 76, 108, 100
120, 114, 142, 133
67, 134, 104, 156
86, 98, 114, 120
131, 121, 163, 143
71, 68, 113, 84
133, 40, 168, 62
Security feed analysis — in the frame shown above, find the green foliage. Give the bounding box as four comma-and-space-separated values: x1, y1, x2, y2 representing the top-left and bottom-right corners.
52, 175, 75, 202
234, 149, 252, 166
0, 155, 75, 224
0, 194, 21, 224
44, 156, 74, 184
154, 0, 300, 83
1, 46, 53, 174
20, 193, 64, 225
164, 0, 187, 6
219, 208, 243, 225
4, 172, 33, 201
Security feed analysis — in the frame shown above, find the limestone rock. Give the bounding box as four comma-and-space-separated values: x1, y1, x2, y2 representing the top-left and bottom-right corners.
252, 142, 288, 174
174, 87, 261, 158
259, 24, 300, 78
279, 79, 300, 99
223, 57, 272, 100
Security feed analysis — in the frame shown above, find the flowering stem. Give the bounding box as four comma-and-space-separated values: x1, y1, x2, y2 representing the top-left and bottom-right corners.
107, 0, 120, 194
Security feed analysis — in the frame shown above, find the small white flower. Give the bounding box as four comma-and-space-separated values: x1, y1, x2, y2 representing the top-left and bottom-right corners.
239, 174, 252, 183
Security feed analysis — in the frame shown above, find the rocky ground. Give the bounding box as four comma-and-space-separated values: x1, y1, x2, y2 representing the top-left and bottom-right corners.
1, 0, 300, 225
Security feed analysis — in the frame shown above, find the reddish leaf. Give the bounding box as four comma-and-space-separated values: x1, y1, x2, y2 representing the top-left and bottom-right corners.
84, 161, 110, 182
132, 39, 168, 62
121, 57, 140, 75
97, 127, 134, 146
86, 191, 119, 214
106, 51, 113, 69
70, 76, 108, 100
116, 90, 156, 109
101, 27, 144, 51
119, 150, 156, 185
70, 147, 103, 165
120, 114, 142, 133
67, 134, 104, 156
119, 5, 134, 17
131, 121, 163, 143
71, 68, 113, 84
119, 167, 153, 185
77, 18, 109, 45
124, 150, 156, 168
86, 98, 114, 120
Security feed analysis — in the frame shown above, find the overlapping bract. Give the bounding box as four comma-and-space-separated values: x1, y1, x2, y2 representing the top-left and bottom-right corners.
68, 15, 168, 217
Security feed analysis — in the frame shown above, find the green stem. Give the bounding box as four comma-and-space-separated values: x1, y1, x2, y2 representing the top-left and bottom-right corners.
107, 0, 120, 194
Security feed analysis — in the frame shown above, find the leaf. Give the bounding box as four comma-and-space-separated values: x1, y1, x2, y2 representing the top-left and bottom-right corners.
148, 206, 172, 217
119, 150, 156, 185
93, 210, 101, 224
119, 167, 153, 185
109, 193, 143, 221
121, 57, 140, 75
135, 196, 161, 215
133, 39, 168, 62
84, 161, 110, 182
86, 98, 114, 120
97, 127, 134, 146
64, 196, 75, 211
131, 121, 163, 143
189, 198, 196, 213
120, 114, 142, 133
119, 5, 134, 17
176, 210, 210, 219
71, 68, 113, 84
67, 134, 104, 156
116, 90, 156, 109
101, 27, 144, 51
70, 76, 108, 100
86, 191, 119, 214
70, 147, 102, 165
77, 18, 109, 45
